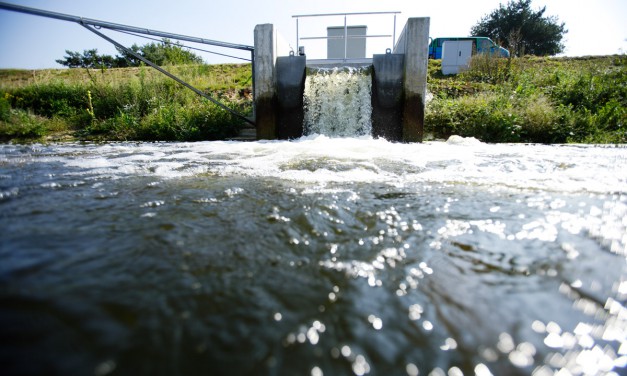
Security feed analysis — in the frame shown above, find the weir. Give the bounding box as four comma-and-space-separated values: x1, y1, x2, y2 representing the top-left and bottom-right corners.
0, 3, 429, 142
254, 17, 430, 142
303, 67, 373, 137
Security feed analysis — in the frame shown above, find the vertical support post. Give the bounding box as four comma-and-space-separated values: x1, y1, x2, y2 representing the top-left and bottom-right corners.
395, 17, 430, 142
392, 14, 397, 50
343, 15, 347, 61
251, 50, 256, 119
254, 24, 278, 139
253, 24, 291, 140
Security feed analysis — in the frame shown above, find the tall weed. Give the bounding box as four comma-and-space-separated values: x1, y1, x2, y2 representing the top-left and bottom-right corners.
8, 82, 86, 118
0, 109, 47, 140
460, 53, 513, 84
138, 101, 243, 141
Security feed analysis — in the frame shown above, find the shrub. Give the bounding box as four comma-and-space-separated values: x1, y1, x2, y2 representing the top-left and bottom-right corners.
426, 91, 572, 143
8, 82, 86, 118
426, 55, 626, 143
427, 93, 517, 142
0, 109, 47, 140
0, 94, 10, 122
96, 111, 141, 140
137, 102, 243, 141
517, 94, 563, 143
460, 53, 513, 84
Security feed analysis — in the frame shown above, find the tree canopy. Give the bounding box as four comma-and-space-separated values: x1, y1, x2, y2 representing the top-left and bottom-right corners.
56, 39, 204, 68
470, 0, 567, 57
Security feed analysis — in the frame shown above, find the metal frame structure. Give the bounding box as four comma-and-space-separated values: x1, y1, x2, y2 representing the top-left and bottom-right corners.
292, 11, 401, 61
0, 2, 256, 125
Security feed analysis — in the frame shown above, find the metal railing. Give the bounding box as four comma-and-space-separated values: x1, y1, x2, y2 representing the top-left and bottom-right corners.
292, 11, 401, 61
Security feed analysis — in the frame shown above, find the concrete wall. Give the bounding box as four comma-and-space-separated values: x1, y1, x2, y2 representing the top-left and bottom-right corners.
253, 24, 290, 139
371, 53, 404, 141
393, 17, 430, 142
276, 55, 306, 139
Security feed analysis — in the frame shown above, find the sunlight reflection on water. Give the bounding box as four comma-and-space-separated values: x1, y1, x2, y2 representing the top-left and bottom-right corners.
0, 137, 626, 375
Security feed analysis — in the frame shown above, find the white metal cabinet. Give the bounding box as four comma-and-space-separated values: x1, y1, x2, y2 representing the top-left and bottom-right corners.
441, 40, 473, 75
327, 26, 367, 59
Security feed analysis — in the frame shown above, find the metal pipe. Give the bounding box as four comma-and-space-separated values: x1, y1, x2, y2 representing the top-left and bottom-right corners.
251, 50, 256, 119
0, 2, 254, 52
300, 35, 391, 40
343, 15, 347, 61
296, 18, 299, 54
393, 14, 397, 50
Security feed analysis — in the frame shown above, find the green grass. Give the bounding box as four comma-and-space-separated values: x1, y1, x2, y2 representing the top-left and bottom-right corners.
1, 56, 625, 143
425, 54, 627, 143
0, 63, 252, 142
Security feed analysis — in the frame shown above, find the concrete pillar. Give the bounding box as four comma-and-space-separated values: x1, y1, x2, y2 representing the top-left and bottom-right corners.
372, 52, 405, 141
253, 24, 290, 139
393, 17, 430, 142
276, 55, 306, 139
253, 24, 277, 139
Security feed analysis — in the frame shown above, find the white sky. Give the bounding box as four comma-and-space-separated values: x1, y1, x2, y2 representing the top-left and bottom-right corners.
0, 0, 625, 69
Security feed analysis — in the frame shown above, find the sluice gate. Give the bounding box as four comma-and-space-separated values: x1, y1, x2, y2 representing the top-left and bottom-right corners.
254, 17, 430, 142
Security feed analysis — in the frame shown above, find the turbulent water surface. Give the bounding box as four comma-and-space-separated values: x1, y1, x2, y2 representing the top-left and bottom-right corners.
1, 136, 626, 376
304, 68, 373, 137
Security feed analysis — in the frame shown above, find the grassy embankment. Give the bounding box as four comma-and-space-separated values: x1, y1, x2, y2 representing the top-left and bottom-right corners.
426, 54, 626, 143
0, 55, 625, 143
0, 64, 252, 142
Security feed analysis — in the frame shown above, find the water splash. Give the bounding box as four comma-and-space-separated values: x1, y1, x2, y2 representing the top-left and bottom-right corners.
303, 67, 372, 137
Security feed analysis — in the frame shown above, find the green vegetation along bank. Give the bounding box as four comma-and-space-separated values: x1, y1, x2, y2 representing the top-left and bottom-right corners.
0, 64, 252, 143
1, 55, 625, 144
426, 54, 626, 143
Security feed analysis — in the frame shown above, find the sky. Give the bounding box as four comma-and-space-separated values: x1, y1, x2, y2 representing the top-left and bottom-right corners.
0, 0, 626, 69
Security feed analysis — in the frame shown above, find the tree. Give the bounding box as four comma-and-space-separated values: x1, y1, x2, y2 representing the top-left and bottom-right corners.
56, 49, 117, 69
117, 39, 204, 66
470, 0, 567, 57
56, 39, 204, 68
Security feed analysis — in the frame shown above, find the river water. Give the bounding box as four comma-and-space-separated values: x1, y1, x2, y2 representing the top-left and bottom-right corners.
0, 137, 626, 376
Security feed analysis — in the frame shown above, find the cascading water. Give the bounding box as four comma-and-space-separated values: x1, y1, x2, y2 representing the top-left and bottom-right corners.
303, 67, 372, 137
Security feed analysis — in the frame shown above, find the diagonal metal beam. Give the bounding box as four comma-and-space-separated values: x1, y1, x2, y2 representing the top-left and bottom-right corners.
0, 2, 254, 52
81, 23, 255, 126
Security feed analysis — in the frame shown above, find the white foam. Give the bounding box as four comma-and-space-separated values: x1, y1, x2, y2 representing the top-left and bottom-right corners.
446, 135, 482, 145
303, 68, 372, 137
19, 139, 625, 195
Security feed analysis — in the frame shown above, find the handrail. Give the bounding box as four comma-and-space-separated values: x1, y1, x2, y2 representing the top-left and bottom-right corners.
292, 11, 401, 18
292, 11, 401, 60
300, 35, 392, 40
